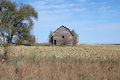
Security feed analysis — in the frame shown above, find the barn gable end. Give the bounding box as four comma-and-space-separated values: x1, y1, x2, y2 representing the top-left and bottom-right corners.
53, 25, 73, 46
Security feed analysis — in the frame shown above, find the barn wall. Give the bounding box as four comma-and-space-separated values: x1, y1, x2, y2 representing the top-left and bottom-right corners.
53, 27, 73, 46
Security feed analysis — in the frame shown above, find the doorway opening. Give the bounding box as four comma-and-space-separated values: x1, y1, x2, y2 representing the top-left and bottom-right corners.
54, 40, 56, 45
62, 35, 64, 38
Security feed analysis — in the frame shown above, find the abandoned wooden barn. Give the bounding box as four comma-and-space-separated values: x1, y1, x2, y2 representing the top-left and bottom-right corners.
53, 25, 73, 46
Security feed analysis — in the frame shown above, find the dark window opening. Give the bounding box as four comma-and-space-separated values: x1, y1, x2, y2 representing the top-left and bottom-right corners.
62, 35, 64, 38
54, 40, 56, 45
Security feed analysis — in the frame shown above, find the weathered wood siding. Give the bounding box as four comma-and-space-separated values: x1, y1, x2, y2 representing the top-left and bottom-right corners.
53, 26, 73, 46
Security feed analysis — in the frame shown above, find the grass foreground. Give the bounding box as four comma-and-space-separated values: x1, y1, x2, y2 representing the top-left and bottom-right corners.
0, 44, 120, 80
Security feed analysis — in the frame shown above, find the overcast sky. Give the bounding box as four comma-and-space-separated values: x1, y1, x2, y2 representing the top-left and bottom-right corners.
11, 0, 120, 44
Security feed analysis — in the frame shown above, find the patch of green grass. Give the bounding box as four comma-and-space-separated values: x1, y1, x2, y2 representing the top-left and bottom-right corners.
29, 43, 50, 46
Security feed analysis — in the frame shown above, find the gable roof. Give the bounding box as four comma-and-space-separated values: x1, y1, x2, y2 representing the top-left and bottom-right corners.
54, 25, 73, 36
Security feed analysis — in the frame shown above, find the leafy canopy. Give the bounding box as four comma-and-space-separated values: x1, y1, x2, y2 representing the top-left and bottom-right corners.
71, 30, 78, 45
0, 0, 38, 44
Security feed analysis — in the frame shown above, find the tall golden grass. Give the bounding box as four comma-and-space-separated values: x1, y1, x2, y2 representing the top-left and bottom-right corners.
0, 44, 120, 80
0, 59, 120, 80
0, 44, 120, 60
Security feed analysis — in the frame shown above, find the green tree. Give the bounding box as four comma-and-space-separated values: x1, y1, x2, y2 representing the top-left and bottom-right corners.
49, 31, 53, 45
0, 0, 38, 44
0, 0, 37, 60
71, 30, 78, 45
30, 35, 36, 44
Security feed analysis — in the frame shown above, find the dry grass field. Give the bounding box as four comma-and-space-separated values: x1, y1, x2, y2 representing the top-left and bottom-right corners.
0, 44, 120, 80
0, 44, 119, 60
